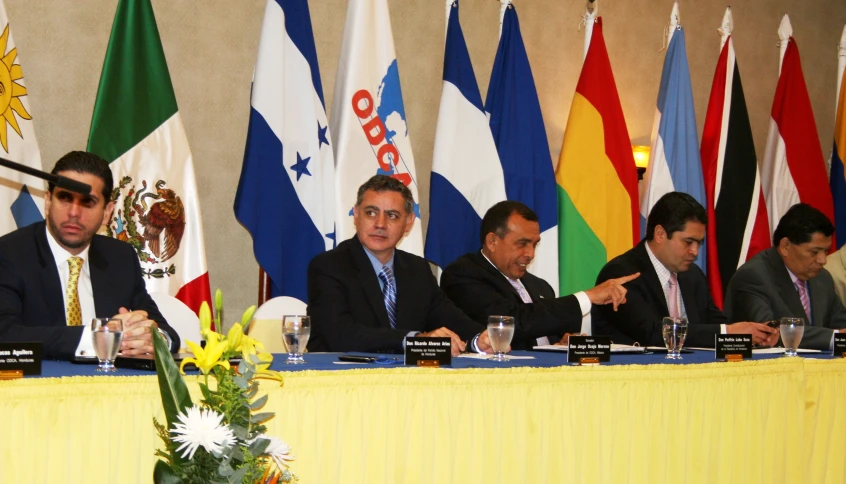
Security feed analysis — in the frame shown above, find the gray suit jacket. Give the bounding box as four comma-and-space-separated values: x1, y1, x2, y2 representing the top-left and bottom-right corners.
725, 247, 846, 350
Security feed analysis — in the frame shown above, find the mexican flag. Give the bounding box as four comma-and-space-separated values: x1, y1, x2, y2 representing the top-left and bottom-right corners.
87, 0, 211, 316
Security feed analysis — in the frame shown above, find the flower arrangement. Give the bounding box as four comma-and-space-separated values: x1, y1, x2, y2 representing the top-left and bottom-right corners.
152, 290, 296, 483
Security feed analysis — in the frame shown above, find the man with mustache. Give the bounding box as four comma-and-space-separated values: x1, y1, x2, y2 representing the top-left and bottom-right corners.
0, 151, 180, 360
307, 175, 494, 356
725, 203, 846, 349
595, 192, 778, 348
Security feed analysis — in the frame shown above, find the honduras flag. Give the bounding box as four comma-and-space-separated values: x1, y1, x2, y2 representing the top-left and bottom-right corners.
485, 2, 559, 294
425, 0, 506, 269
234, 0, 335, 301
639, 3, 707, 270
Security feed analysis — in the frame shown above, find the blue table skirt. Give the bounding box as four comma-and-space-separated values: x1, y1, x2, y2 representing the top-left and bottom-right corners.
34, 348, 839, 378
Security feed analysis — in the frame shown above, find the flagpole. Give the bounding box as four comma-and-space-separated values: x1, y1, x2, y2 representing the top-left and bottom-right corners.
667, 1, 680, 47
778, 14, 792, 73
499, 0, 510, 39
583, 1, 597, 60
718, 7, 733, 50
837, 25, 846, 111
445, 0, 452, 42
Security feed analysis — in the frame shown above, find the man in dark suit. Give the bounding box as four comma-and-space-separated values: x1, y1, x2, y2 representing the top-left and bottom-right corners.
595, 192, 778, 348
0, 151, 179, 360
307, 175, 493, 355
725, 203, 846, 350
441, 201, 638, 350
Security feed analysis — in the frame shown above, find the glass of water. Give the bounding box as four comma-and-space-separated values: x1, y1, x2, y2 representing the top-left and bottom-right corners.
662, 317, 688, 360
779, 317, 805, 357
91, 317, 124, 372
487, 315, 515, 362
282, 315, 310, 364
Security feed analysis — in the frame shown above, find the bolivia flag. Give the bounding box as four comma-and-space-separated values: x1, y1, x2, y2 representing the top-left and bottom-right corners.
556, 17, 639, 295
87, 0, 212, 316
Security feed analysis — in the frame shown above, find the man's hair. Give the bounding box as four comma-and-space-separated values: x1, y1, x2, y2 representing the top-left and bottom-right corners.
772, 203, 834, 246
480, 201, 539, 246
355, 175, 414, 214
48, 151, 113, 202
645, 192, 707, 241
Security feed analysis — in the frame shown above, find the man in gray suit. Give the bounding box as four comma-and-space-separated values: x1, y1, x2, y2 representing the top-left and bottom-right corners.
725, 203, 846, 350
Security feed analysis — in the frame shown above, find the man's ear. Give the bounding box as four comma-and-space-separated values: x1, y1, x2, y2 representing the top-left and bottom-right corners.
777, 237, 790, 257
484, 232, 498, 252
403, 211, 416, 235
102, 200, 116, 226
654, 224, 666, 242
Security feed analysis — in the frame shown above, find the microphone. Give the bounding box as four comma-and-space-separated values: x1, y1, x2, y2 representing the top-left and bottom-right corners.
0, 156, 92, 195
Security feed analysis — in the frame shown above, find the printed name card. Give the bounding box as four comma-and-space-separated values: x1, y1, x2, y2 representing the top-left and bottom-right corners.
715, 335, 752, 361
834, 334, 846, 358
404, 337, 451, 367
567, 336, 611, 364
0, 342, 42, 376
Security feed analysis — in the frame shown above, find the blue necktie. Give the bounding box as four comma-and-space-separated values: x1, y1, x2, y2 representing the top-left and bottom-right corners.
378, 266, 398, 329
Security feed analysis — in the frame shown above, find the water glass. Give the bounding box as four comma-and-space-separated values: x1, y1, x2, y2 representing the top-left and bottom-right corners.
487, 316, 515, 362
661, 317, 688, 360
779, 317, 805, 357
91, 317, 124, 372
282, 315, 310, 364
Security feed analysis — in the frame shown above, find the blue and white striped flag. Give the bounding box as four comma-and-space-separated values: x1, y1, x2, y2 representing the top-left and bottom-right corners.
425, 0, 506, 269
0, 0, 43, 236
234, 0, 335, 301
640, 2, 707, 270
485, 1, 558, 293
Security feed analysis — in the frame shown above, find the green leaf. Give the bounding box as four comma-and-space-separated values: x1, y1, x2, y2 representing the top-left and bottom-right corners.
238, 359, 249, 375
229, 466, 248, 484
244, 384, 258, 400
218, 460, 234, 476
249, 394, 268, 410
250, 412, 274, 424
230, 423, 249, 441
233, 375, 249, 390
247, 437, 271, 457
153, 330, 193, 464
153, 460, 182, 484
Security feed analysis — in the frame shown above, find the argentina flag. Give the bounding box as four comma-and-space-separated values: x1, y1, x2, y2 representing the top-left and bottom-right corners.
639, 2, 707, 270
425, 0, 506, 269
234, 0, 335, 301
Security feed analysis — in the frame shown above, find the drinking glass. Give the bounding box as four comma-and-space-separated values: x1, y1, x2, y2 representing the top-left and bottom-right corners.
91, 317, 124, 372
282, 315, 310, 364
487, 316, 515, 362
779, 317, 805, 357
661, 317, 688, 360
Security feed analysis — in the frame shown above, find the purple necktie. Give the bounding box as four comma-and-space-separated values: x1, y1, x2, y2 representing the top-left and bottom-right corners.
795, 280, 811, 323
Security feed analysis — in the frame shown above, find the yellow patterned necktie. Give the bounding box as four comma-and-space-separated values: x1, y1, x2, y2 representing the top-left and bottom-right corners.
66, 256, 83, 326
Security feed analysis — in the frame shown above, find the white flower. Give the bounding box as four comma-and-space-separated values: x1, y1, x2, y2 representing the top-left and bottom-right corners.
253, 435, 294, 468
170, 406, 237, 460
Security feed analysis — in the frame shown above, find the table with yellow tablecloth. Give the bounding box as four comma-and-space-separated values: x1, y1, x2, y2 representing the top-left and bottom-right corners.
1, 355, 844, 483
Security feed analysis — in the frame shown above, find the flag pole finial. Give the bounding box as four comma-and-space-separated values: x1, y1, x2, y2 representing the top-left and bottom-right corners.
718, 6, 734, 49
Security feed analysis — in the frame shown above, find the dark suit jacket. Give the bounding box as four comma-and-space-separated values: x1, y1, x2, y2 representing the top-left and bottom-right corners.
725, 247, 846, 350
595, 240, 727, 347
0, 221, 178, 360
307, 236, 484, 353
440, 251, 581, 349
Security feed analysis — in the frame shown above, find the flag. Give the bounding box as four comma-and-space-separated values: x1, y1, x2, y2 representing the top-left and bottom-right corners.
556, 16, 639, 296
486, 2, 558, 293
0, 0, 43, 235
87, 0, 211, 316
700, 7, 770, 308
762, 15, 835, 246
640, 3, 707, 271
330, 0, 422, 254
234, 0, 335, 302
830, 25, 846, 249
425, 0, 506, 269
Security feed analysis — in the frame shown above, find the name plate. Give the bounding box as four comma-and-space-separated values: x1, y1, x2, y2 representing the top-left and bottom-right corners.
567, 336, 611, 364
0, 342, 42, 376
404, 337, 451, 367
715, 335, 752, 361
834, 334, 846, 358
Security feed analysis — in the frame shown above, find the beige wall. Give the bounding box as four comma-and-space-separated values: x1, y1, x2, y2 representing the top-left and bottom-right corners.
6, 0, 846, 315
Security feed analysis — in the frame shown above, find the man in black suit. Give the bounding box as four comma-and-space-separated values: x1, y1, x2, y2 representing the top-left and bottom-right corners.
0, 151, 179, 360
725, 203, 846, 349
441, 201, 638, 349
595, 192, 778, 348
307, 175, 493, 355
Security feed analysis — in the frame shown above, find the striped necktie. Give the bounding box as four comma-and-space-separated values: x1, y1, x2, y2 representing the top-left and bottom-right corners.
66, 256, 83, 326
795, 280, 811, 324
378, 266, 398, 329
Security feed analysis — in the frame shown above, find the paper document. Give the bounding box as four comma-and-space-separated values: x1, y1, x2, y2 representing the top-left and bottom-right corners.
751, 347, 821, 354
456, 353, 536, 360
532, 344, 646, 353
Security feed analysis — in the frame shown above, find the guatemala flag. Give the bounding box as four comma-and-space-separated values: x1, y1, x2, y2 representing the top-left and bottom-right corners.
234, 0, 335, 301
486, 1, 559, 294
425, 0, 506, 269
639, 2, 707, 270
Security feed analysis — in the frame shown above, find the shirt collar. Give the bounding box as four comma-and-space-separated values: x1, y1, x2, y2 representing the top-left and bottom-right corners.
645, 241, 674, 288
362, 246, 394, 276
45, 224, 91, 268
480, 250, 520, 284
785, 265, 805, 289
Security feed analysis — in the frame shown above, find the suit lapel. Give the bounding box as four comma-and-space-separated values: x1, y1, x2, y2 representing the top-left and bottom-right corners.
677, 273, 699, 325
470, 252, 524, 302
88, 239, 115, 318
35, 224, 68, 324
808, 276, 826, 326
392, 252, 414, 330
634, 242, 669, 315
350, 237, 391, 328
765, 249, 808, 321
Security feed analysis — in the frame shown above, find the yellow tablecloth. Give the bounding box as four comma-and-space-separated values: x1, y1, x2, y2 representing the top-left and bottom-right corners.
2, 358, 844, 483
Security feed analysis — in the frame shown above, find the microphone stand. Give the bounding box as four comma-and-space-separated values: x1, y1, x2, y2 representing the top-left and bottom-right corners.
0, 156, 92, 195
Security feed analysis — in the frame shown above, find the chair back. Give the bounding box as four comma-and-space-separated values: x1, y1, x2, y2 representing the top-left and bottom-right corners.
149, 292, 202, 352
249, 296, 308, 353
